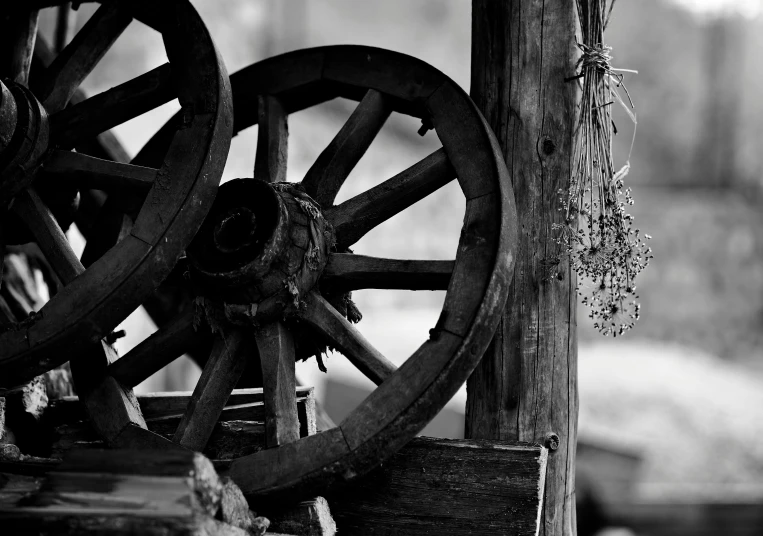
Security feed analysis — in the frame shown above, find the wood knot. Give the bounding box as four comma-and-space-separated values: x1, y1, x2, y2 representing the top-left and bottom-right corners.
542, 137, 556, 156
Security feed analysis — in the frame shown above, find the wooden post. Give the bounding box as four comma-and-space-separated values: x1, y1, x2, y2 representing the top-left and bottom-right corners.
466, 2, 579, 536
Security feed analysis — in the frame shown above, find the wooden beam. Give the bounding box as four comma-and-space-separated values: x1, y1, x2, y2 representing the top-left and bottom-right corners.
326, 437, 547, 535
466, 2, 578, 536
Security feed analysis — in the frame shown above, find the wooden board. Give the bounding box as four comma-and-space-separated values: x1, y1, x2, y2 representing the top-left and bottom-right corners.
326, 437, 547, 536
0, 448, 249, 536
45, 387, 314, 426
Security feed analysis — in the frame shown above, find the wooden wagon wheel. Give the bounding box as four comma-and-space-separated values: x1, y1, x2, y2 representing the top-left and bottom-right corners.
0, 0, 232, 443
93, 46, 518, 499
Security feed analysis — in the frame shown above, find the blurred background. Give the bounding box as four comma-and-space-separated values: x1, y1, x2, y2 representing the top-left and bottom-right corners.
14, 0, 763, 534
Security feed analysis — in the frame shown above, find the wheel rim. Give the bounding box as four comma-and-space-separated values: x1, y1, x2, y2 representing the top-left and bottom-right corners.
90, 45, 518, 500
0, 0, 233, 388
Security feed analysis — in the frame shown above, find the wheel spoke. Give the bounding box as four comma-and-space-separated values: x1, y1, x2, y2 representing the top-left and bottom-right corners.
301, 292, 396, 386
12, 188, 84, 285
173, 328, 249, 452
34, 35, 132, 165
51, 63, 174, 148
254, 321, 300, 448
323, 253, 454, 292
253, 95, 288, 183
43, 150, 156, 194
301, 89, 391, 207
34, 1, 132, 113
54, 3, 78, 54
1, 10, 39, 85
108, 307, 207, 388
325, 148, 455, 249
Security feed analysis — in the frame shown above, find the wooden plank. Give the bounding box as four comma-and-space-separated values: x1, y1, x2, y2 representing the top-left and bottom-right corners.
107, 307, 202, 388
325, 148, 456, 248
45, 387, 314, 425
52, 419, 266, 463
0, 449, 253, 536
254, 322, 300, 448
300, 292, 396, 386
301, 89, 391, 207
51, 63, 175, 148
34, 1, 132, 113
42, 150, 155, 195
12, 188, 84, 285
49, 390, 320, 463
173, 330, 249, 452
253, 95, 288, 183
467, 3, 578, 536
323, 254, 453, 291
326, 437, 547, 536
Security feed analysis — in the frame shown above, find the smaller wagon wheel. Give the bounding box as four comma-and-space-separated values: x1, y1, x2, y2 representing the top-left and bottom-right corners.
0, 0, 232, 444
97, 46, 518, 499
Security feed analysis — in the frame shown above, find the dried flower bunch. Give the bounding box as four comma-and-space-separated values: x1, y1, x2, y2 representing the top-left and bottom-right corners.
555, 0, 652, 336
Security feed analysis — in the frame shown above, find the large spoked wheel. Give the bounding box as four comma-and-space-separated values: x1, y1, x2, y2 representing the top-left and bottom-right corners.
0, 1, 231, 441
93, 46, 517, 499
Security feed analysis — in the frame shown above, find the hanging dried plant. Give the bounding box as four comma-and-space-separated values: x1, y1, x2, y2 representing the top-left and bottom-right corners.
554, 0, 651, 337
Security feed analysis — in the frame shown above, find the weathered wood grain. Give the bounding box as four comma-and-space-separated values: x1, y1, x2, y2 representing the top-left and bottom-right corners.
42, 150, 155, 195
51, 63, 174, 148
35, 1, 132, 113
301, 89, 390, 207
466, 3, 579, 536
300, 292, 396, 386
173, 330, 249, 452
325, 148, 455, 248
326, 437, 547, 536
255, 322, 300, 448
323, 253, 453, 291
253, 95, 288, 183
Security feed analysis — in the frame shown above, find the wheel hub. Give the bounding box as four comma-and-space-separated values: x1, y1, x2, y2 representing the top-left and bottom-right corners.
0, 79, 49, 206
188, 178, 332, 323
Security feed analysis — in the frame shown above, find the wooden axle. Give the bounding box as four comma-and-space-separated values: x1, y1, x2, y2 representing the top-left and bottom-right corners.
188, 178, 332, 323
0, 80, 50, 206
